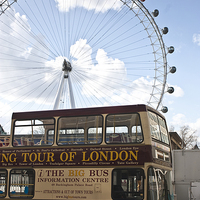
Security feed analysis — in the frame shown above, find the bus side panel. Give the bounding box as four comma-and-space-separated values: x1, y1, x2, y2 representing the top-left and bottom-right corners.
34, 168, 112, 200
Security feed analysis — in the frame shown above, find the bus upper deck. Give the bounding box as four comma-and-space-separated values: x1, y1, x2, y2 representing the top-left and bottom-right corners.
9, 104, 171, 164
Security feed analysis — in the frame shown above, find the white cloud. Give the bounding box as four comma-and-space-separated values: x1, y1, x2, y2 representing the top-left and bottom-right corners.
170, 113, 187, 127
109, 77, 153, 105
55, 0, 123, 13
131, 77, 153, 102
189, 119, 200, 133
0, 101, 13, 133
45, 56, 67, 71
168, 100, 174, 105
193, 34, 200, 46
0, 101, 13, 118
80, 47, 126, 98
70, 39, 93, 68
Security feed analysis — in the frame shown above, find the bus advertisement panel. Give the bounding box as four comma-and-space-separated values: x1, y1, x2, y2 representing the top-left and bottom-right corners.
35, 168, 112, 199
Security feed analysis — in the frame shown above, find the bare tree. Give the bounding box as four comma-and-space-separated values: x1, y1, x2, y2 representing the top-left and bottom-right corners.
179, 125, 197, 149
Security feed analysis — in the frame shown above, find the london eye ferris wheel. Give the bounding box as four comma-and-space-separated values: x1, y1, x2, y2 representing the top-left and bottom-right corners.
0, 0, 176, 131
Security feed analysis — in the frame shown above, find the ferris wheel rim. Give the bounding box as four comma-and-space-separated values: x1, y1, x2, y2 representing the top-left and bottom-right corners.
120, 0, 168, 110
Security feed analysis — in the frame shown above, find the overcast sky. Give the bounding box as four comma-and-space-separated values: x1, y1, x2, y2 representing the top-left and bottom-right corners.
0, 0, 200, 145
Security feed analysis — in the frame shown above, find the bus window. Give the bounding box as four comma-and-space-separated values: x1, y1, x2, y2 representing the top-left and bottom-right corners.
9, 169, 34, 198
131, 125, 143, 143
57, 115, 103, 145
13, 118, 55, 146
148, 111, 169, 145
148, 167, 173, 200
112, 168, 144, 199
88, 127, 102, 144
148, 167, 157, 200
106, 113, 143, 144
148, 112, 161, 141
0, 170, 7, 198
157, 116, 169, 144
106, 126, 128, 143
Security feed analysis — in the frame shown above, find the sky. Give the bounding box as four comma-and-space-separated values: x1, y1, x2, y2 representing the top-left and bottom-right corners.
0, 0, 200, 145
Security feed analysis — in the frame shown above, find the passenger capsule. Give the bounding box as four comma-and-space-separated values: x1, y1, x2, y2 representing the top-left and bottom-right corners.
167, 87, 174, 94
168, 46, 175, 54
152, 9, 159, 17
162, 27, 169, 34
170, 66, 176, 74
161, 106, 168, 113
